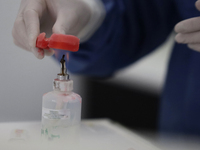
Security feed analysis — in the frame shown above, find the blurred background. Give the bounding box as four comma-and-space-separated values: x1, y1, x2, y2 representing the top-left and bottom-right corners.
2, 1, 200, 149
0, 0, 174, 132
85, 33, 174, 131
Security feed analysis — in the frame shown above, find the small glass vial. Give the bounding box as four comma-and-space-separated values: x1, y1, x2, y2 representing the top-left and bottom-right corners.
41, 55, 82, 145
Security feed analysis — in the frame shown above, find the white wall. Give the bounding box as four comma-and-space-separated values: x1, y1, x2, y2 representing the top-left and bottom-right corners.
0, 0, 85, 122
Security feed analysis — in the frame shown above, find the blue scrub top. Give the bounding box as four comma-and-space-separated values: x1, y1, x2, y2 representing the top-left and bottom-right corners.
54, 0, 200, 136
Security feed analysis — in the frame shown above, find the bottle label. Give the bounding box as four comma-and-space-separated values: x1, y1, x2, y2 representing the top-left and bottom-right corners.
42, 108, 70, 120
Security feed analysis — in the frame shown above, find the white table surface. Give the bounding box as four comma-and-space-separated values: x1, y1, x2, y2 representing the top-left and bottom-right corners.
2, 119, 200, 150
0, 119, 160, 150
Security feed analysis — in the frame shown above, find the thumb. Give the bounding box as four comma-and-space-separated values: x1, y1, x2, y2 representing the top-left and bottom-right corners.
52, 10, 80, 35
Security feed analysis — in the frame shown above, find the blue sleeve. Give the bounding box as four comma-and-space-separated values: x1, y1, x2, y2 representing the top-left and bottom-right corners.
174, 0, 200, 19
56, 0, 181, 77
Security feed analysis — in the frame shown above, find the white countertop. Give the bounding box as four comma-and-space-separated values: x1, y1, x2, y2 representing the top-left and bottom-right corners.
1, 119, 200, 150
0, 119, 160, 150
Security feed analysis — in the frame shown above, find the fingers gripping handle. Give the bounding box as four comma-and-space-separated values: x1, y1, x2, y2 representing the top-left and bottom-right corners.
36, 33, 49, 49
36, 32, 80, 52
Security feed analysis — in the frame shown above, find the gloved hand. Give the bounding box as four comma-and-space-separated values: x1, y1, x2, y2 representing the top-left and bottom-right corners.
12, 0, 105, 59
175, 0, 200, 52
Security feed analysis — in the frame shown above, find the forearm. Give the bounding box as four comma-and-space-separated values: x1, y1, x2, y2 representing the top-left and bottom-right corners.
66, 0, 179, 77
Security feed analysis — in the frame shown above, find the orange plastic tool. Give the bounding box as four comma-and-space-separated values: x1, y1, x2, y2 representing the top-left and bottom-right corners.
36, 32, 80, 52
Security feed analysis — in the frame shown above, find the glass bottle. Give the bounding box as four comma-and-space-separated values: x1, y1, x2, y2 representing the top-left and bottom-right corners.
41, 55, 82, 145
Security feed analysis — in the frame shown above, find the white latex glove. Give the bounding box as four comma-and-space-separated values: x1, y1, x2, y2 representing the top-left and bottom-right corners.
12, 0, 105, 59
175, 0, 200, 52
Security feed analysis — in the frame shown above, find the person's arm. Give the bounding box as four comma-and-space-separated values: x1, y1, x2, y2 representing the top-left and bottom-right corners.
65, 0, 180, 77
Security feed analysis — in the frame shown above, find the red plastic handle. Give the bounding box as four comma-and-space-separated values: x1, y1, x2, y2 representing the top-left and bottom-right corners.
36, 33, 80, 52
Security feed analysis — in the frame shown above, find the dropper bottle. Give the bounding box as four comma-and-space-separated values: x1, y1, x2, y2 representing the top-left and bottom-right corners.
41, 55, 82, 143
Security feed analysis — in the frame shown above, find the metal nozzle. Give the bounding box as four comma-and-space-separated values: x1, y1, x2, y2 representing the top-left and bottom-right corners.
57, 55, 69, 80
60, 55, 66, 75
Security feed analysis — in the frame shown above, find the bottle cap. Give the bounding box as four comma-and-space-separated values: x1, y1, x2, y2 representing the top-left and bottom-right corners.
53, 79, 73, 92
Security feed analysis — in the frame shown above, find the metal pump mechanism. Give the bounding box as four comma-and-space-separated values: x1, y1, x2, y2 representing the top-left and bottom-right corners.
53, 54, 73, 92
57, 55, 69, 80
